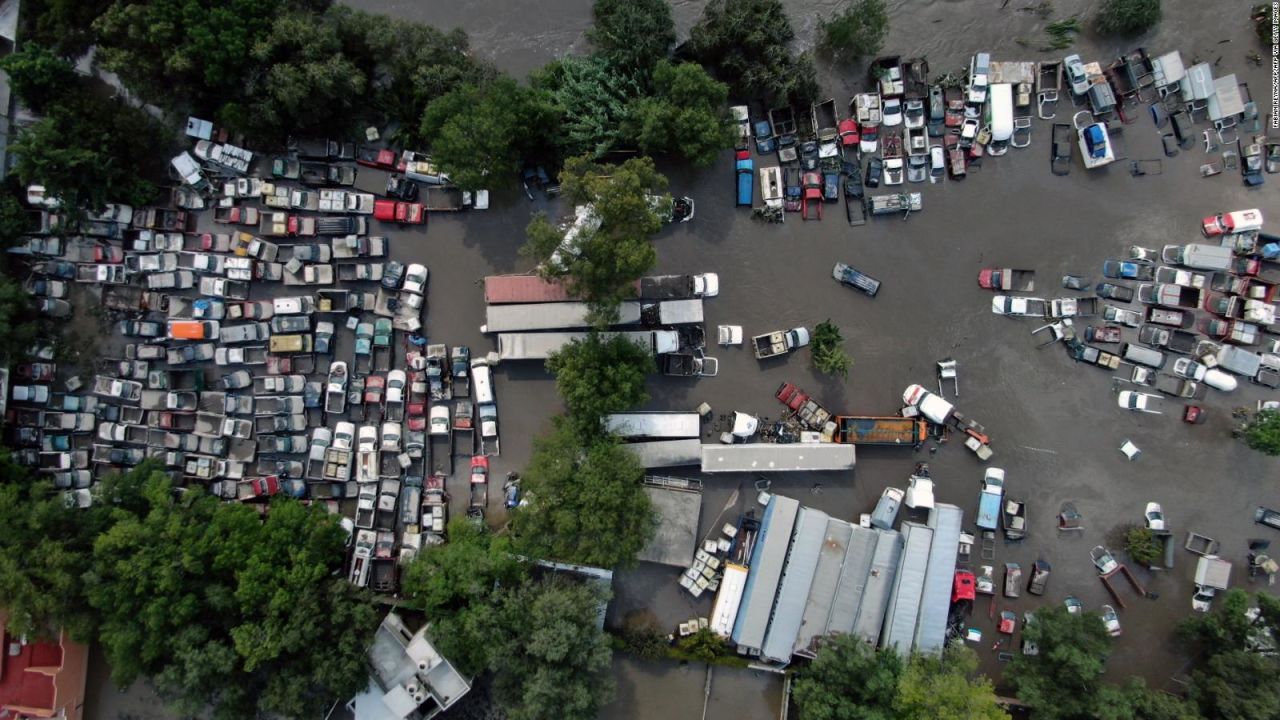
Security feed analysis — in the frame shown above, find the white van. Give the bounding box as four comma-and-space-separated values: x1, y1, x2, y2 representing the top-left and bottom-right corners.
1121, 343, 1166, 369
987, 84, 1013, 155
471, 359, 494, 405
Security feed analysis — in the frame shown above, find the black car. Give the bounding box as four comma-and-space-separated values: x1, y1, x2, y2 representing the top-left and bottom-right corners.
1095, 282, 1135, 303
865, 157, 883, 188
822, 172, 840, 201
382, 260, 406, 290
799, 141, 819, 170
385, 174, 420, 201
1256, 506, 1280, 532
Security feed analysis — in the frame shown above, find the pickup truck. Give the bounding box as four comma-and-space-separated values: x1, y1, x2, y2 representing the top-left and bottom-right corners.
316, 216, 368, 235
833, 262, 881, 297
1047, 297, 1099, 318
1139, 283, 1202, 309
775, 382, 832, 431
753, 327, 811, 359
992, 296, 1047, 317
92, 375, 142, 402
977, 468, 1005, 530
1152, 373, 1197, 398
979, 268, 1036, 291
659, 353, 717, 377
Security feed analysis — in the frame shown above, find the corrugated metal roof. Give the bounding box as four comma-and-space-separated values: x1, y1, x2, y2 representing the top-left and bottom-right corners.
915, 504, 963, 654
1181, 63, 1214, 100
761, 507, 828, 662
732, 495, 799, 652
853, 529, 903, 646
793, 518, 854, 655
879, 522, 933, 654
701, 443, 856, 473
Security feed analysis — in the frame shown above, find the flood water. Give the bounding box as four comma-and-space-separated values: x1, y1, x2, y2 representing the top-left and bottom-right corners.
85, 1, 1280, 718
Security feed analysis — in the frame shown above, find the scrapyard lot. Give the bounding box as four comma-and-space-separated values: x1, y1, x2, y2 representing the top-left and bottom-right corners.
599, 137, 1280, 702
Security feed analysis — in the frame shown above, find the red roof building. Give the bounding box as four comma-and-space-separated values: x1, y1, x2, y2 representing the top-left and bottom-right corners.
0, 613, 88, 720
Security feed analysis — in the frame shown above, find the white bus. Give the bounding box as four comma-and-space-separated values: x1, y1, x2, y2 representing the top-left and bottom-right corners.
987, 83, 1013, 156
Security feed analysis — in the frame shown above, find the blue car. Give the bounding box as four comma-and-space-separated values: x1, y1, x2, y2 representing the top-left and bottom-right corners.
1102, 260, 1154, 281
735, 151, 754, 206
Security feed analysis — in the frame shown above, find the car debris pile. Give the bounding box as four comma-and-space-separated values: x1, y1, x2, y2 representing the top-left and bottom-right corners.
988, 209, 1278, 422
7, 130, 495, 596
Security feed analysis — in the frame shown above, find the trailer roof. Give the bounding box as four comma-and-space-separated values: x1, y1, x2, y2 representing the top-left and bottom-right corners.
621, 439, 701, 468
732, 495, 799, 652
761, 507, 829, 662
852, 529, 904, 646
701, 443, 855, 472
1208, 74, 1244, 120
483, 301, 641, 332
880, 521, 933, 654
710, 563, 750, 637
605, 412, 702, 439
914, 504, 963, 654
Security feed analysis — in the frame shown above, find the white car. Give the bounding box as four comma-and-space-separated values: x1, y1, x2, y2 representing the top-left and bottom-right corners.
884, 158, 904, 186
961, 117, 980, 143
1144, 502, 1165, 531
402, 263, 428, 296
333, 422, 356, 450
1172, 357, 1206, 381
1100, 604, 1122, 637
12, 385, 50, 404
903, 99, 925, 129
358, 425, 378, 452
991, 295, 1046, 317
882, 98, 903, 127
380, 422, 401, 453
1117, 391, 1160, 414
1064, 54, 1089, 95
929, 146, 945, 179
1104, 305, 1141, 328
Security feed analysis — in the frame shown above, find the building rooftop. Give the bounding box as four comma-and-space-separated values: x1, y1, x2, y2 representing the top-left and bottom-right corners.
349, 613, 470, 720
0, 611, 88, 720
636, 483, 702, 567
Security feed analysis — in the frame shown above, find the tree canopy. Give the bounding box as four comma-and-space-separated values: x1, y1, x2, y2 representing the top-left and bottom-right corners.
623, 61, 736, 166
0, 45, 78, 113
547, 333, 654, 436
1178, 589, 1280, 720
811, 320, 852, 378
792, 634, 901, 720
532, 56, 639, 159
688, 0, 818, 104
421, 79, 560, 191
820, 0, 890, 61
1007, 606, 1112, 720
896, 647, 1008, 720
588, 0, 676, 81
400, 518, 526, 676
1242, 409, 1280, 455
491, 577, 615, 720
1096, 0, 1162, 35
522, 156, 666, 322
512, 423, 654, 568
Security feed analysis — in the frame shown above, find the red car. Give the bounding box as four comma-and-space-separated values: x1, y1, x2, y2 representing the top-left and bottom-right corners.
470, 455, 489, 485
16, 362, 55, 382
287, 215, 317, 236
363, 374, 385, 407
1201, 209, 1262, 236
373, 199, 426, 225
837, 118, 859, 149
801, 172, 822, 221
94, 245, 124, 264
356, 145, 398, 170
951, 570, 976, 604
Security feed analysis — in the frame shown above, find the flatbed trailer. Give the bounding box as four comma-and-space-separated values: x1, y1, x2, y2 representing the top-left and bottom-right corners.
1099, 564, 1147, 609
834, 416, 927, 445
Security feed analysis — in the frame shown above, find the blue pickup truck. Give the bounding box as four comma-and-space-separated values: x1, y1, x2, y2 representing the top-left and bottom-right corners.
977, 467, 1005, 530
735, 151, 754, 206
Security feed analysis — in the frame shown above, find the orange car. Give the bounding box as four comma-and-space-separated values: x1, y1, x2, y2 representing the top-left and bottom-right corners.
167, 320, 219, 340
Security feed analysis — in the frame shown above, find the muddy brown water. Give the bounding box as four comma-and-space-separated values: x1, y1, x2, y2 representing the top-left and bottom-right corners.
86, 1, 1280, 718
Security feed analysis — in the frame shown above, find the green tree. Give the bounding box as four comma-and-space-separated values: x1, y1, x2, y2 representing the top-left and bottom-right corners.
331, 7, 493, 139
1007, 606, 1111, 720
674, 628, 730, 663
896, 646, 1009, 720
820, 0, 890, 61
1096, 0, 1162, 35
400, 518, 527, 675
689, 0, 818, 104
1125, 527, 1162, 567
0, 275, 41, 363
10, 92, 169, 211
221, 11, 368, 142
532, 56, 639, 158
491, 576, 614, 720
547, 333, 654, 436
1242, 409, 1280, 455
521, 156, 666, 322
1097, 678, 1201, 720
792, 634, 901, 720
811, 320, 852, 378
1188, 650, 1280, 720
421, 79, 560, 191
513, 424, 654, 568
19, 0, 114, 57
588, 0, 676, 80
0, 191, 33, 250
0, 45, 78, 113
93, 0, 308, 112
1180, 589, 1280, 658
623, 60, 736, 166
